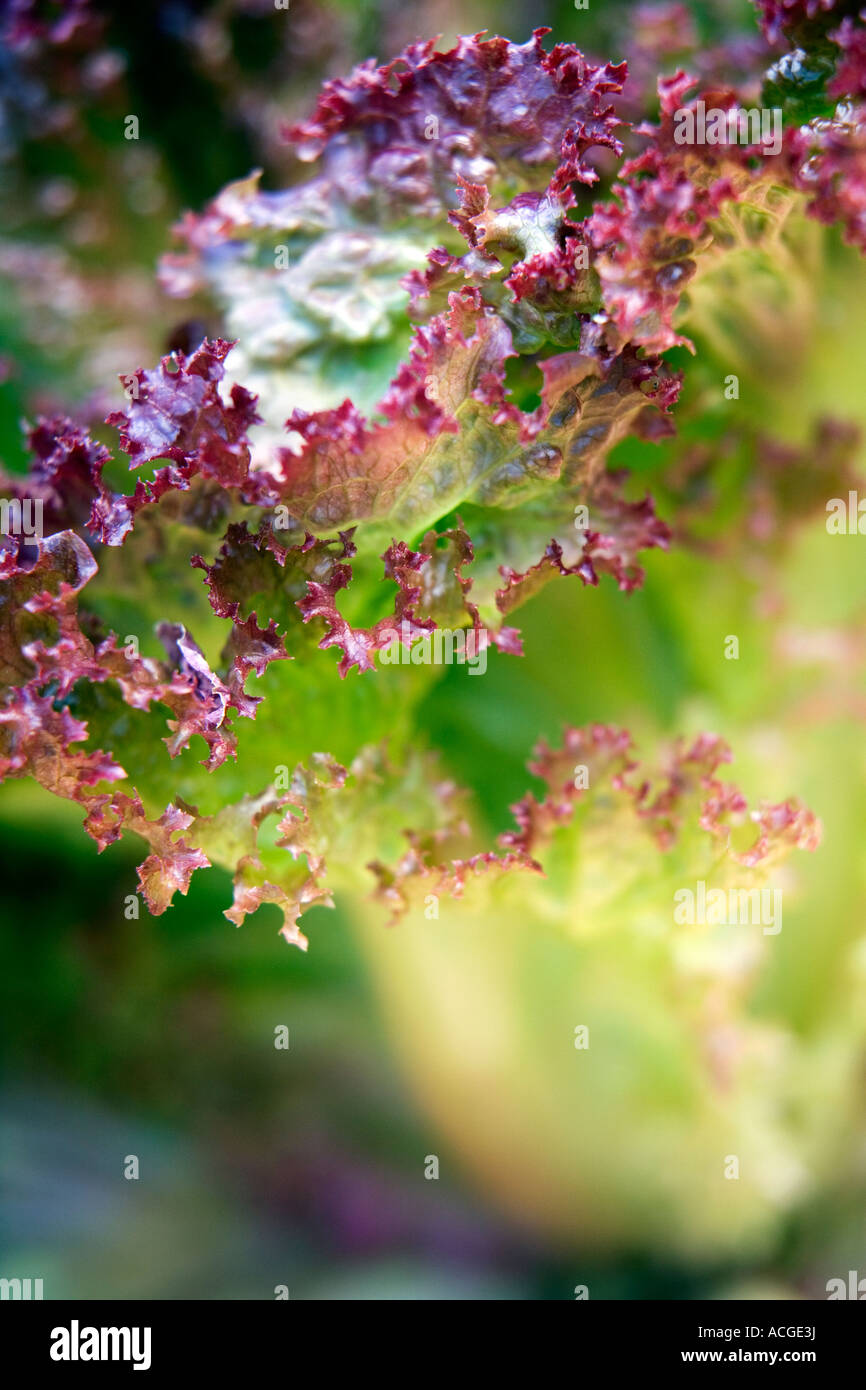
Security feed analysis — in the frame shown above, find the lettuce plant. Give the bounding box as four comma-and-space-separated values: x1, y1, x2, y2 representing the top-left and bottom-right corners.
4, 2, 866, 1261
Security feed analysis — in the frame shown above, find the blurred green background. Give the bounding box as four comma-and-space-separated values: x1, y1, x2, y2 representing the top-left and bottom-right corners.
2, 0, 865, 1299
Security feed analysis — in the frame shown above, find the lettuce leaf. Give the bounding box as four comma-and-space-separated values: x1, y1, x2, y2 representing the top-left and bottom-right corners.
9, 12, 866, 949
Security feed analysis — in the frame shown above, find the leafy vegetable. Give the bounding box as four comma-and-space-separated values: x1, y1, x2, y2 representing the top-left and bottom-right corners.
7, 14, 862, 939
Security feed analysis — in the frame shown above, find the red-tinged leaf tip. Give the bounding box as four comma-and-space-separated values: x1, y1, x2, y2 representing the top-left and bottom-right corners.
829, 15, 866, 100
90, 338, 268, 544
280, 30, 627, 212
752, 0, 837, 45
788, 110, 866, 254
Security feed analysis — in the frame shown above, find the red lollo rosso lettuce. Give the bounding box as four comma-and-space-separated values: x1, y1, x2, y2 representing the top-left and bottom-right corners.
10, 11, 866, 946
368, 725, 820, 924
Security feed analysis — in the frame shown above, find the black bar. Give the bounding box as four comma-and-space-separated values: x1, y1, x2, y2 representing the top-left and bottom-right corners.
1, 1297, 861, 1374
